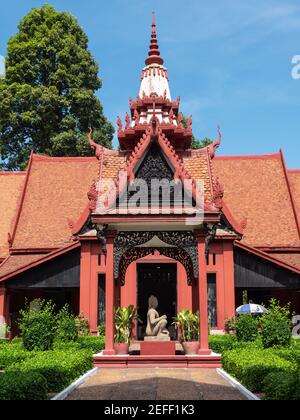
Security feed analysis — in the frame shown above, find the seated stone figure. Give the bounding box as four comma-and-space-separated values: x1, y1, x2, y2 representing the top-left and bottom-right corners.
145, 295, 170, 339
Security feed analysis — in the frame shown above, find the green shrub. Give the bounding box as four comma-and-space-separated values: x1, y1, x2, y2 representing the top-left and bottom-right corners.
18, 299, 56, 351
54, 336, 105, 353
0, 371, 47, 400
98, 323, 105, 337
222, 348, 297, 392
261, 299, 292, 349
235, 314, 258, 342
263, 371, 300, 400
274, 348, 300, 367
76, 336, 105, 353
8, 350, 93, 393
55, 305, 77, 343
0, 347, 33, 370
209, 335, 238, 353
209, 335, 263, 354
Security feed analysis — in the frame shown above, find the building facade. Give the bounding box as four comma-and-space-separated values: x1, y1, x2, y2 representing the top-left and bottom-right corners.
0, 17, 300, 358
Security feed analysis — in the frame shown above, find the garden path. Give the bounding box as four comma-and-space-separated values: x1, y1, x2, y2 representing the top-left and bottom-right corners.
67, 368, 246, 400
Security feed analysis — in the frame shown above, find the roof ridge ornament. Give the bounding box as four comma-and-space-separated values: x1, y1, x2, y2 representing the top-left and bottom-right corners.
208, 125, 222, 158
145, 13, 164, 66
87, 128, 104, 160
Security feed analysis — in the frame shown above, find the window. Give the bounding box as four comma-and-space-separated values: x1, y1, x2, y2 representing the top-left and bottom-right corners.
98, 274, 106, 325
207, 273, 217, 328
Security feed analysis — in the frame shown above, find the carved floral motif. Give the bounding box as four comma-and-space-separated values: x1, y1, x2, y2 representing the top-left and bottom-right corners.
114, 231, 198, 284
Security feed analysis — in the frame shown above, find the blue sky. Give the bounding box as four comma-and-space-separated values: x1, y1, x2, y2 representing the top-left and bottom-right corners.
0, 0, 300, 168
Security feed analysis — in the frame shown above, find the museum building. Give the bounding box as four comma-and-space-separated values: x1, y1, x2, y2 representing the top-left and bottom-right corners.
0, 16, 300, 365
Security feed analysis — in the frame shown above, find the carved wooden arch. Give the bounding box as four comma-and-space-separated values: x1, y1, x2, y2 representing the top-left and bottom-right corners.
119, 247, 195, 286
114, 231, 198, 281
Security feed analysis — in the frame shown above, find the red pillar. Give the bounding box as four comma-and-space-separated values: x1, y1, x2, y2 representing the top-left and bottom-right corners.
177, 263, 192, 312
0, 286, 9, 326
103, 231, 117, 355
79, 242, 92, 322
196, 233, 210, 355
89, 244, 99, 335
223, 241, 236, 320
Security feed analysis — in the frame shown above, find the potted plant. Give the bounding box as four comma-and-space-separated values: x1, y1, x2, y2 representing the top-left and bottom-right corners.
114, 305, 139, 355
174, 310, 200, 355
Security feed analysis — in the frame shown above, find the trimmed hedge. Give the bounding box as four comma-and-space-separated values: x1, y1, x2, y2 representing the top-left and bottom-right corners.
263, 371, 300, 400
209, 335, 238, 353
0, 371, 47, 400
208, 334, 262, 354
273, 348, 300, 367
0, 347, 33, 370
8, 350, 93, 393
76, 336, 105, 353
54, 336, 105, 353
222, 348, 297, 392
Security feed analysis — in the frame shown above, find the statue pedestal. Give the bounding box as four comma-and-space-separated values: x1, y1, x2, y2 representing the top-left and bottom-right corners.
144, 336, 170, 342
140, 341, 176, 356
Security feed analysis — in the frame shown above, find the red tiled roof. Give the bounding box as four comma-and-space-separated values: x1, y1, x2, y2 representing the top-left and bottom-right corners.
11, 154, 99, 250
95, 139, 216, 212
0, 172, 26, 258
182, 149, 213, 201
0, 242, 80, 282
0, 254, 46, 280
235, 241, 300, 274
213, 153, 300, 247
2, 146, 299, 278
270, 253, 300, 271
288, 170, 300, 227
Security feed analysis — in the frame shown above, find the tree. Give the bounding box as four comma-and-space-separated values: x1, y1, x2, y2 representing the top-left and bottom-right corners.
0, 5, 114, 170
182, 116, 213, 150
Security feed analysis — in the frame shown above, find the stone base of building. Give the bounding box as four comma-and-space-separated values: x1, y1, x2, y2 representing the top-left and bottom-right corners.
94, 353, 222, 369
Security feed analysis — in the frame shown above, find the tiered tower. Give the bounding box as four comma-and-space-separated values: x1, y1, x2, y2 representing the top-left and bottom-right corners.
117, 14, 193, 152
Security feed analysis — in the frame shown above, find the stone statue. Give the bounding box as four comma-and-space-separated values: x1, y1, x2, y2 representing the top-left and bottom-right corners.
145, 295, 170, 340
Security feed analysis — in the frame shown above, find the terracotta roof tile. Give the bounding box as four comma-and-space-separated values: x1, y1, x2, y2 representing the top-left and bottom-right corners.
183, 150, 213, 201
269, 253, 300, 271
213, 153, 300, 247
288, 170, 300, 227
0, 172, 26, 258
102, 153, 126, 179
0, 254, 46, 279
12, 155, 98, 249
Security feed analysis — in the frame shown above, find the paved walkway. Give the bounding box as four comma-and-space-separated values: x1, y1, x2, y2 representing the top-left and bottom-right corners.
67, 368, 246, 400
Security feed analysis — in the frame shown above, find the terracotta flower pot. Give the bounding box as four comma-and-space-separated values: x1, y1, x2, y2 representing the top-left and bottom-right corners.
182, 341, 199, 355
114, 343, 129, 355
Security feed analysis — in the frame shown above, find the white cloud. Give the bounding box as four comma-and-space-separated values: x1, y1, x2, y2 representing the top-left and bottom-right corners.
0, 55, 5, 77
159, 1, 300, 45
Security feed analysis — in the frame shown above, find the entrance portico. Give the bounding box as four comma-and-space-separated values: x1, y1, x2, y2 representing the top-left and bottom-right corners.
71, 15, 239, 366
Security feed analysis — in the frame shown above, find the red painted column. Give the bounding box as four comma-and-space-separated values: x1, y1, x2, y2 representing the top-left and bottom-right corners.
196, 233, 210, 355
0, 286, 9, 326
89, 244, 99, 335
103, 231, 117, 355
177, 263, 192, 311
79, 242, 92, 322
223, 241, 236, 320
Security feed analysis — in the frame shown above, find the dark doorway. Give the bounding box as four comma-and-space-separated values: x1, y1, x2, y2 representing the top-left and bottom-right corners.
137, 263, 177, 340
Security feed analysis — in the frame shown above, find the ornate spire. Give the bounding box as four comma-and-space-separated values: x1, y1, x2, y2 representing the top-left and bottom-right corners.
145, 13, 164, 66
